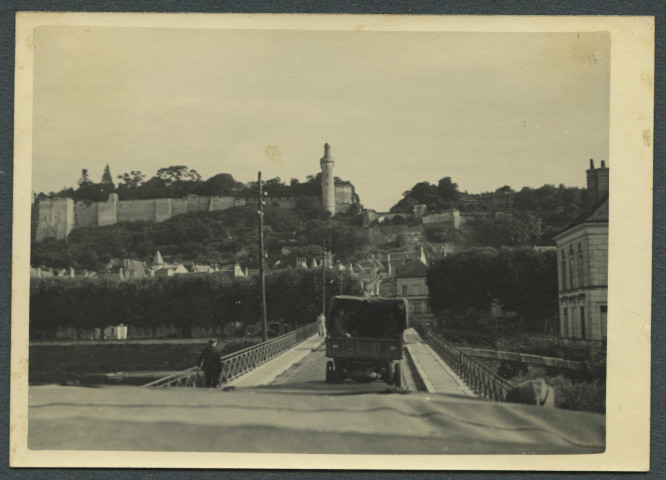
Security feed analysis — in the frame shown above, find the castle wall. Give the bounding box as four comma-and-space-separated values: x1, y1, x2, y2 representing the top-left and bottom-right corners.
186, 195, 209, 213
209, 196, 238, 211
117, 199, 156, 223
35, 197, 75, 242
97, 194, 118, 226
155, 198, 172, 222
171, 198, 188, 216
335, 184, 353, 213
74, 201, 98, 227
423, 210, 460, 227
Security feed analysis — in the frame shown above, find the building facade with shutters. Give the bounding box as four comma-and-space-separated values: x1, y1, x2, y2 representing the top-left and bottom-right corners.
394, 260, 430, 315
553, 160, 608, 341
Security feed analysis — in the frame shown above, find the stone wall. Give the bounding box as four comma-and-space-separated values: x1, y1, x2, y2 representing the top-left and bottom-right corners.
97, 194, 118, 226
35, 192, 329, 241
422, 209, 460, 228
74, 202, 98, 227
117, 198, 155, 223
335, 184, 354, 213
186, 195, 210, 213
35, 197, 75, 242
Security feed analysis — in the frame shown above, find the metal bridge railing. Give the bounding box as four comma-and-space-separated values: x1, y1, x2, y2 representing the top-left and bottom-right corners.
413, 320, 514, 401
144, 322, 320, 388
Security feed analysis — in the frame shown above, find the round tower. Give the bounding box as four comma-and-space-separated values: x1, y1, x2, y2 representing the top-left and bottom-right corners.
320, 143, 335, 215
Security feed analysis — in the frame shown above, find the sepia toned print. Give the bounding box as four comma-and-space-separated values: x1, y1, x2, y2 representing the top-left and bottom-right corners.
11, 13, 653, 470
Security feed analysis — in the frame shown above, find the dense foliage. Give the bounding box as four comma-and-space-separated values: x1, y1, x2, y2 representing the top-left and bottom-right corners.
427, 247, 558, 332
391, 177, 461, 213
35, 165, 334, 203
391, 179, 585, 246
30, 268, 363, 338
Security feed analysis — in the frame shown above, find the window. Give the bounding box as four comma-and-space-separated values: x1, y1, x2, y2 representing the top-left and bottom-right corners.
600, 305, 607, 339
562, 307, 568, 338
580, 306, 586, 340
577, 244, 584, 287
569, 246, 575, 289
401, 285, 408, 296
560, 252, 567, 290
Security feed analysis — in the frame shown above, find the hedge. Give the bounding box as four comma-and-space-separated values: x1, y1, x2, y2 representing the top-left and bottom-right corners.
30, 269, 363, 337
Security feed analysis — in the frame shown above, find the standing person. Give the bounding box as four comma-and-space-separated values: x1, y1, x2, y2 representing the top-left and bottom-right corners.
198, 339, 222, 388
317, 312, 326, 337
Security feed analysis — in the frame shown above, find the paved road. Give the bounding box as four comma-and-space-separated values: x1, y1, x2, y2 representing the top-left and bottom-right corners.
266, 341, 418, 394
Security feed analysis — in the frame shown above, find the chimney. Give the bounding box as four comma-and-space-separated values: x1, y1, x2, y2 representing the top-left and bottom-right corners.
596, 160, 609, 200
585, 159, 609, 205
586, 159, 598, 205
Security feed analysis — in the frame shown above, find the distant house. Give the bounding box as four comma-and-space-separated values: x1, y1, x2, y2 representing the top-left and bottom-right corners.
153, 264, 189, 277
553, 160, 608, 341
394, 261, 430, 315
121, 259, 147, 279
385, 247, 427, 279
30, 266, 75, 278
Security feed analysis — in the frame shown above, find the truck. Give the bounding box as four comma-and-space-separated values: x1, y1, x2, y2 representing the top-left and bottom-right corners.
325, 295, 408, 387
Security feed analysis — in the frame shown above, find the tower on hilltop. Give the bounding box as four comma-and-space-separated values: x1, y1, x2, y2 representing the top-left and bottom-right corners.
320, 143, 335, 215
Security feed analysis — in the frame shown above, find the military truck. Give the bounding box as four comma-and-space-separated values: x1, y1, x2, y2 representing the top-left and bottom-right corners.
325, 295, 408, 387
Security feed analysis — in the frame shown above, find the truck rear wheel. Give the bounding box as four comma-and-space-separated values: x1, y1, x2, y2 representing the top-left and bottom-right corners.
385, 361, 394, 385
393, 363, 402, 388
325, 361, 334, 384
333, 362, 344, 384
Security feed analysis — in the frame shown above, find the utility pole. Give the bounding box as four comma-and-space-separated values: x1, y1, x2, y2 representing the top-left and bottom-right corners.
321, 236, 326, 316
258, 172, 268, 342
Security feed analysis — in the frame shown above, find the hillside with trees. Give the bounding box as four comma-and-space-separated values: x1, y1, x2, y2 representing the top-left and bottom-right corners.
392, 178, 586, 246
31, 202, 369, 272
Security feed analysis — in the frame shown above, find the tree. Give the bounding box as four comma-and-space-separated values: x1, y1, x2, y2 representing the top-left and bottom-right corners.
437, 177, 460, 205
391, 178, 460, 213
427, 247, 501, 315
156, 166, 202, 185
78, 169, 91, 186
474, 214, 539, 247
495, 248, 558, 332
101, 164, 114, 186
117, 170, 146, 188
199, 173, 241, 196
427, 247, 558, 333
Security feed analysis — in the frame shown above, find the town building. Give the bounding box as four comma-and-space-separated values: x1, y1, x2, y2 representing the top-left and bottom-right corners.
394, 261, 430, 315
553, 159, 608, 341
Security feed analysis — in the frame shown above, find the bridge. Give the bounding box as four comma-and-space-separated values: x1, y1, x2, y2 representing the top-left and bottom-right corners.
28, 321, 605, 455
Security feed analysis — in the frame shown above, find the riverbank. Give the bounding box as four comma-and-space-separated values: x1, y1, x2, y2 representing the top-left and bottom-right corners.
28, 336, 260, 384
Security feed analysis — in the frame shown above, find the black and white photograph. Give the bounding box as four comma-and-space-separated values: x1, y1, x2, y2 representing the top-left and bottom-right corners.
10, 13, 653, 470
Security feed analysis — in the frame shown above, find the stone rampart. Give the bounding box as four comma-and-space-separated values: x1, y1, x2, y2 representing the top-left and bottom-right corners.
74, 202, 98, 227
35, 193, 325, 241
35, 197, 75, 242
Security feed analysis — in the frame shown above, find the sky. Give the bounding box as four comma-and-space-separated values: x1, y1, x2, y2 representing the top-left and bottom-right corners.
32, 27, 610, 211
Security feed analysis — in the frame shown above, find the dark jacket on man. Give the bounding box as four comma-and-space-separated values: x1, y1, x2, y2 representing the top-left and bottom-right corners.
198, 342, 222, 387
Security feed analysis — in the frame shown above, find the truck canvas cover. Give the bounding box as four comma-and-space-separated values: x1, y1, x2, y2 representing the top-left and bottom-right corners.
326, 296, 408, 338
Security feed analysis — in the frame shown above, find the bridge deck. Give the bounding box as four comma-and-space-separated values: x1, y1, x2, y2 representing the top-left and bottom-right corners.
226, 328, 474, 396
225, 334, 325, 387
403, 328, 476, 398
